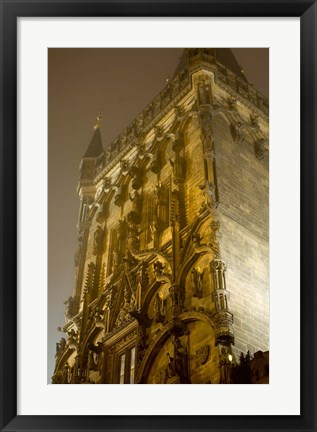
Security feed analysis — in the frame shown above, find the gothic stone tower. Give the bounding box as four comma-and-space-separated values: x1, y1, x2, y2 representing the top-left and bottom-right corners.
52, 49, 269, 385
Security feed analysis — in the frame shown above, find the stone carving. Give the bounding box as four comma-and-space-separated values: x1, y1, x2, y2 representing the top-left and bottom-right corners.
209, 219, 221, 259
170, 134, 186, 185
226, 96, 237, 111
153, 260, 165, 277
93, 225, 103, 255
155, 367, 167, 384
84, 262, 95, 294
104, 176, 112, 190
94, 308, 105, 328
192, 232, 203, 247
127, 190, 142, 225
87, 342, 104, 373
67, 329, 77, 348
199, 109, 213, 151
55, 337, 66, 358
197, 80, 212, 106
96, 201, 110, 224
169, 285, 179, 306
114, 283, 137, 328
120, 159, 130, 174
149, 214, 158, 242
114, 185, 125, 207
126, 221, 140, 252
165, 336, 189, 383
194, 345, 210, 367
153, 292, 166, 323
254, 138, 268, 160
191, 267, 204, 298
211, 259, 235, 346
149, 150, 162, 173
199, 181, 217, 210
230, 121, 244, 144
129, 166, 143, 190
64, 296, 77, 320
61, 362, 71, 384
219, 346, 232, 384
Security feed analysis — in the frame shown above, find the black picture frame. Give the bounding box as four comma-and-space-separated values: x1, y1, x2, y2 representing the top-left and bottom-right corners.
0, 1, 316, 431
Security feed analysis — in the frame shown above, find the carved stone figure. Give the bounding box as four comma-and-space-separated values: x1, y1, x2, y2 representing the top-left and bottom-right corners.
166, 352, 176, 378
172, 336, 188, 380
112, 250, 119, 273
129, 166, 143, 190
94, 309, 105, 327
67, 329, 77, 347
150, 151, 161, 173
153, 260, 164, 277
169, 151, 186, 185
93, 225, 103, 255
153, 292, 166, 322
114, 185, 124, 207
155, 368, 167, 384
64, 296, 77, 320
169, 285, 179, 306
199, 181, 217, 210
254, 138, 268, 160
62, 362, 70, 383
219, 346, 232, 384
197, 81, 212, 106
194, 345, 210, 367
150, 214, 158, 245
55, 337, 66, 358
127, 190, 142, 224
191, 267, 204, 298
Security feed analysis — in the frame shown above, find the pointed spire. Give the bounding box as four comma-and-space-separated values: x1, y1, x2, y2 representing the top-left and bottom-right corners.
94, 111, 102, 130
171, 48, 248, 83
83, 112, 103, 158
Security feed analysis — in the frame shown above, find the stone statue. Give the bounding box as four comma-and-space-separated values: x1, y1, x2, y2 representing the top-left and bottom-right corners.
191, 267, 204, 298
172, 336, 188, 380
64, 296, 77, 320
169, 285, 179, 306
67, 329, 77, 347
93, 225, 103, 255
153, 292, 165, 322
219, 346, 232, 384
55, 337, 66, 357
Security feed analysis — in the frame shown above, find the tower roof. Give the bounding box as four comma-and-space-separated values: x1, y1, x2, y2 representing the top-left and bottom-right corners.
83, 114, 103, 158
214, 48, 248, 82
172, 48, 248, 82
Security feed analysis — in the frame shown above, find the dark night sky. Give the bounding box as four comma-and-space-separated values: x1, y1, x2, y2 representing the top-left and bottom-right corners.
48, 48, 268, 382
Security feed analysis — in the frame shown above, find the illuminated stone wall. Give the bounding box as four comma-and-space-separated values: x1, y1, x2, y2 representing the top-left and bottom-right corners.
53, 49, 269, 385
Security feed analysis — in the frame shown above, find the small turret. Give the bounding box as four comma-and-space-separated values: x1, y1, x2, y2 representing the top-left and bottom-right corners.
77, 113, 104, 228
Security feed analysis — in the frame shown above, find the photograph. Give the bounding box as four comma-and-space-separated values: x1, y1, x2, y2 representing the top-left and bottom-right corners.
1, 1, 316, 429
49, 48, 269, 385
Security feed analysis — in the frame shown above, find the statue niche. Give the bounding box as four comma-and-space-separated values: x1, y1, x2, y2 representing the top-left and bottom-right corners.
127, 190, 142, 225
153, 292, 166, 323
191, 267, 204, 299
165, 336, 189, 383
93, 225, 104, 255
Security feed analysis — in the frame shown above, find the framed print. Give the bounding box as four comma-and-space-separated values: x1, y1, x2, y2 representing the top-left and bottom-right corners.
0, 1, 316, 431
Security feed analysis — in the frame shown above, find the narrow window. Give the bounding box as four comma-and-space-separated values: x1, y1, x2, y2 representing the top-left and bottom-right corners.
107, 228, 117, 276
119, 353, 125, 384
130, 347, 136, 384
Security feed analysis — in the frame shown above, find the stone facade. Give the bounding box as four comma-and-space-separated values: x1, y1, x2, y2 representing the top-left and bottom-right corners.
52, 49, 269, 384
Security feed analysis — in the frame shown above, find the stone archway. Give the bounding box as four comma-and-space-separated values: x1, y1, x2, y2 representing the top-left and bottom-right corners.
136, 311, 219, 384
